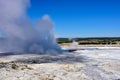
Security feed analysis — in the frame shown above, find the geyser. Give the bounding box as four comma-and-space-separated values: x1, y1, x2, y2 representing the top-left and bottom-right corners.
0, 0, 62, 54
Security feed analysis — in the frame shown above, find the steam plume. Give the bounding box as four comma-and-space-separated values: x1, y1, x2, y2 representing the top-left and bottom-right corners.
0, 0, 62, 54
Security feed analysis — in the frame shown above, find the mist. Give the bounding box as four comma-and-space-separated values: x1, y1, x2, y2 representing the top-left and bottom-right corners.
0, 0, 62, 54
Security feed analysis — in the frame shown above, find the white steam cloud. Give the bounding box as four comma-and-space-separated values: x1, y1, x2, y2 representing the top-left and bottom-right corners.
0, 0, 62, 54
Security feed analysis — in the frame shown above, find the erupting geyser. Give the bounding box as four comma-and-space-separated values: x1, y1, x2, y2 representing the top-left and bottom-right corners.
0, 0, 62, 54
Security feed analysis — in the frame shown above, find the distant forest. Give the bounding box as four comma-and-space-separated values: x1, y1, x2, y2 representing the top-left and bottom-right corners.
57, 37, 120, 45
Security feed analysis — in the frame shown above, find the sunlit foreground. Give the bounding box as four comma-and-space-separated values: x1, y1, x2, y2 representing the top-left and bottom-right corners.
0, 46, 120, 80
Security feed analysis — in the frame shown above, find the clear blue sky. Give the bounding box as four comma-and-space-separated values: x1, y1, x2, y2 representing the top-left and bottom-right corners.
28, 0, 120, 38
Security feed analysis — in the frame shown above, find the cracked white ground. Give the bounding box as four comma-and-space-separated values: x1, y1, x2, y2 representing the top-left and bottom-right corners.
0, 47, 120, 80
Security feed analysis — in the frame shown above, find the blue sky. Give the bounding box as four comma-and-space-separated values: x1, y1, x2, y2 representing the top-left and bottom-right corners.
28, 0, 120, 37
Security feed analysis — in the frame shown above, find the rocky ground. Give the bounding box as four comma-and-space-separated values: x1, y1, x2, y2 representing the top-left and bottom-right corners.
0, 47, 120, 80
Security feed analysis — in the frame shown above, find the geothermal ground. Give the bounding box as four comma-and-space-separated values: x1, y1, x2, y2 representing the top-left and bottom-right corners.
0, 46, 120, 80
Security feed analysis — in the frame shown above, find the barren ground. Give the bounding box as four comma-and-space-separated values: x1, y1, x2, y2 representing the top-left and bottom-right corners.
0, 47, 120, 80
